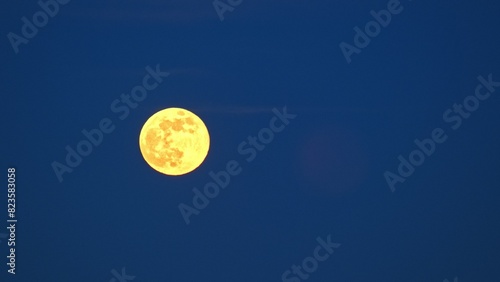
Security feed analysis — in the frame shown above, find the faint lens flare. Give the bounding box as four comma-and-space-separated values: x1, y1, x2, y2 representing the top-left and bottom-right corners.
0, 233, 7, 243
299, 125, 368, 194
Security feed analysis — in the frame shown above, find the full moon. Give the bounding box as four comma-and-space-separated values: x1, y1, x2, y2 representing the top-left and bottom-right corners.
139, 108, 210, 176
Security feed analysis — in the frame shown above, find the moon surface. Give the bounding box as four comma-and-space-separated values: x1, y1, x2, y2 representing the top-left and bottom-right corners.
139, 108, 210, 176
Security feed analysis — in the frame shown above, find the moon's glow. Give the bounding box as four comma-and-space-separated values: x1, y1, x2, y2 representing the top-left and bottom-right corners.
139, 108, 210, 175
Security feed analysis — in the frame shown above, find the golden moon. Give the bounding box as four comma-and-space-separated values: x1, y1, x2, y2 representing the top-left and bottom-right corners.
139, 108, 210, 176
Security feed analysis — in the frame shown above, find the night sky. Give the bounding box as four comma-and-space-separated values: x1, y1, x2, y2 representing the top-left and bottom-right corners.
1, 0, 500, 281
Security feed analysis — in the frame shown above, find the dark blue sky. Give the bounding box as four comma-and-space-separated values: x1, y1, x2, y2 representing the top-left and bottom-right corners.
1, 0, 500, 281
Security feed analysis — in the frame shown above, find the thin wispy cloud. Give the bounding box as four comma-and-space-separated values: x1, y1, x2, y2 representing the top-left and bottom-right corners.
64, 0, 219, 24
191, 105, 382, 115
